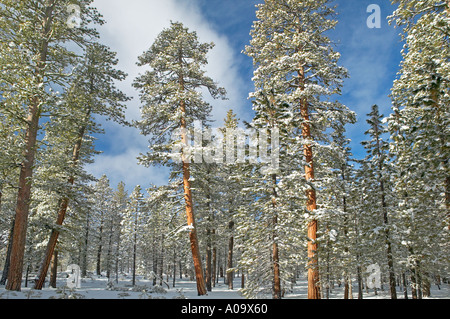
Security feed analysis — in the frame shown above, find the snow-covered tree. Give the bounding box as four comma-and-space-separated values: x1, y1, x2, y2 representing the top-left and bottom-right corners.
121, 185, 145, 286
0, 0, 103, 291
359, 105, 398, 298
243, 0, 355, 299
133, 21, 226, 296
33, 42, 129, 289
387, 0, 450, 298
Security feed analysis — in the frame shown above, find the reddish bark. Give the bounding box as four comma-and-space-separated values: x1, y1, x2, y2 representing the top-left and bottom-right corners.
299, 67, 321, 299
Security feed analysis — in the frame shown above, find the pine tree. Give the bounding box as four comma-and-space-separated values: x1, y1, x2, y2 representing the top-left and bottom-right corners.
244, 0, 354, 299
0, 0, 103, 291
134, 21, 226, 296
122, 185, 145, 286
361, 105, 397, 299
33, 42, 129, 290
320, 125, 357, 299
110, 182, 128, 283
388, 0, 450, 297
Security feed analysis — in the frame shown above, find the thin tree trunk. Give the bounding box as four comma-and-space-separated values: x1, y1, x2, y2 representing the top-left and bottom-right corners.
227, 221, 234, 290
153, 235, 158, 286
212, 230, 217, 288
6, 0, 56, 292
24, 264, 31, 288
411, 267, 418, 299
159, 234, 164, 286
106, 220, 114, 281
132, 224, 137, 286
0, 219, 15, 285
115, 229, 120, 284
97, 218, 103, 276
206, 228, 212, 292
341, 174, 351, 300
271, 174, 281, 299
402, 272, 408, 299
49, 250, 57, 288
173, 247, 177, 288
357, 263, 363, 299
81, 210, 90, 278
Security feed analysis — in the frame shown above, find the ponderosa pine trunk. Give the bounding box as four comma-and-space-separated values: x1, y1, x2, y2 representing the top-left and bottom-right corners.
299, 67, 320, 299
6, 0, 56, 291
179, 57, 207, 296
49, 250, 57, 288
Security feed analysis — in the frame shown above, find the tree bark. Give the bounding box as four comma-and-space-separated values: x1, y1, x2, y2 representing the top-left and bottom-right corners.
49, 250, 57, 288
6, 1, 56, 291
96, 217, 103, 276
227, 221, 234, 290
178, 57, 207, 295
271, 174, 282, 299
205, 228, 212, 291
402, 272, 408, 299
0, 219, 15, 285
132, 217, 137, 286
81, 210, 90, 278
299, 66, 320, 299
212, 230, 217, 288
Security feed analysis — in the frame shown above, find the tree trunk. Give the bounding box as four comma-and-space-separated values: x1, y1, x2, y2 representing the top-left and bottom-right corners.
227, 221, 234, 290
206, 228, 212, 292
271, 174, 282, 299
152, 234, 158, 286
49, 250, 58, 288
96, 219, 103, 276
179, 68, 207, 296
106, 220, 114, 282
0, 219, 15, 285
173, 247, 177, 288
402, 272, 408, 299
81, 211, 90, 278
297, 65, 320, 299
132, 228, 137, 286
212, 230, 217, 288
6, 0, 56, 292
159, 234, 164, 286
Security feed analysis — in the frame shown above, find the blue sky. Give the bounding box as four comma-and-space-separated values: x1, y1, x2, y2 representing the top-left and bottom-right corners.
88, 0, 404, 191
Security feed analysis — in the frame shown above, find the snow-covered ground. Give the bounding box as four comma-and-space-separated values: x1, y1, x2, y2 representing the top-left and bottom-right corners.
0, 272, 448, 299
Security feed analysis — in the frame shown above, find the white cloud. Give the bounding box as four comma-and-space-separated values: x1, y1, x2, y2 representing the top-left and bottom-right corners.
87, 0, 247, 190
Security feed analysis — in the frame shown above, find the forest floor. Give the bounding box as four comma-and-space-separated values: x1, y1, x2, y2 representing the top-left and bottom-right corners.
0, 272, 448, 299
